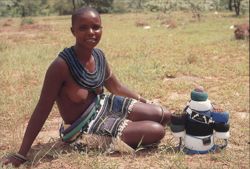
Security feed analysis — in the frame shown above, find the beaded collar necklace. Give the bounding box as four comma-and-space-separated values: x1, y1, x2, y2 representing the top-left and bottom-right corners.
59, 47, 106, 90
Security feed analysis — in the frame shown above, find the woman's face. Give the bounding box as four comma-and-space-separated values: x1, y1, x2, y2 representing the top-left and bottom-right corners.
71, 11, 102, 50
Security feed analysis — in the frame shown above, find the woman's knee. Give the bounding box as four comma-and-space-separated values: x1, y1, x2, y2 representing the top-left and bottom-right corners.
146, 121, 165, 140
121, 121, 165, 146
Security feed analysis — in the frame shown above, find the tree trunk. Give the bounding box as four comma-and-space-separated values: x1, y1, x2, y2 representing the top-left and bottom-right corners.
84, 0, 90, 6
229, 0, 233, 11
234, 0, 241, 16
137, 0, 143, 9
72, 0, 76, 11
21, 5, 25, 17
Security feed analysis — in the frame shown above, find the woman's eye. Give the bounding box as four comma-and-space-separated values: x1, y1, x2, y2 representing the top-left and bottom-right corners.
79, 25, 102, 32
92, 25, 102, 31
79, 26, 89, 31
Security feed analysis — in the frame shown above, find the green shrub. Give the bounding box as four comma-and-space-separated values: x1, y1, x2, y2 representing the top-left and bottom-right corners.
21, 17, 34, 26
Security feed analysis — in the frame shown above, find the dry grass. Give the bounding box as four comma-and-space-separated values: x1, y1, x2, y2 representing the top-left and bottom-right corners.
0, 11, 249, 169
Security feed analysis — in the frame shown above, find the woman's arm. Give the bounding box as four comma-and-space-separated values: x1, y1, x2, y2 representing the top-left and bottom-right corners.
104, 65, 146, 103
2, 58, 66, 167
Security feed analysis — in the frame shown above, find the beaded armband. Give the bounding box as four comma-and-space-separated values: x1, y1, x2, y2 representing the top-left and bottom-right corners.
8, 153, 29, 163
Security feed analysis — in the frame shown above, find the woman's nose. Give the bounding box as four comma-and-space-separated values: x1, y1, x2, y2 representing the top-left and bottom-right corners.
88, 28, 95, 34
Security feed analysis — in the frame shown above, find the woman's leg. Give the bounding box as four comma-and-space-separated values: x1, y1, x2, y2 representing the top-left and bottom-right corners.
120, 121, 165, 148
127, 102, 171, 126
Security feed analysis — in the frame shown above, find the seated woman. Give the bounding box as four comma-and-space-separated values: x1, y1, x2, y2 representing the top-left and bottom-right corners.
1, 7, 171, 167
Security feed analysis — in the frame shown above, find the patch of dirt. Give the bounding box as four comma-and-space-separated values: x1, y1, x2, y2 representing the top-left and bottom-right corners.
161, 19, 177, 29
0, 144, 10, 151
37, 115, 61, 144
0, 21, 52, 33
236, 111, 249, 119
0, 27, 15, 33
168, 92, 187, 101
0, 23, 52, 42
33, 159, 79, 169
2, 19, 13, 27
135, 20, 150, 27
19, 24, 52, 31
163, 75, 202, 85
163, 75, 228, 85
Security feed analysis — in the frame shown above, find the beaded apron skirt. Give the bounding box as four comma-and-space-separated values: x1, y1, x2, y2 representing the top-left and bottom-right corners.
59, 94, 136, 143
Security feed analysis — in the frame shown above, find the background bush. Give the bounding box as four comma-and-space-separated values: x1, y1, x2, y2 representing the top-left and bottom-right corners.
0, 0, 249, 17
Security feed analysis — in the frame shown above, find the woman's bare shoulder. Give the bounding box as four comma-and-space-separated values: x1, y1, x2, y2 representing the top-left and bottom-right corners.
51, 56, 67, 67
48, 57, 68, 71
45, 57, 69, 79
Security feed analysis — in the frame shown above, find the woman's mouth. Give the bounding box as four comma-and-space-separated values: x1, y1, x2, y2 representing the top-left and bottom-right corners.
86, 38, 97, 43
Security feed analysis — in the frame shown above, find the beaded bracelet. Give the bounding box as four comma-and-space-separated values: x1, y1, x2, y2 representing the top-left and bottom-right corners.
159, 106, 165, 124
8, 153, 29, 163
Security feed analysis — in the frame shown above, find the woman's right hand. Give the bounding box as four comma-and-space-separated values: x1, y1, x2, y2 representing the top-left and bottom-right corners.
1, 155, 25, 168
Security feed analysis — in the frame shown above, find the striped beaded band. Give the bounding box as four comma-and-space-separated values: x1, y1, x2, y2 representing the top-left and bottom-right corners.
211, 111, 229, 123
185, 107, 213, 124
214, 131, 230, 139
170, 124, 185, 132
184, 134, 215, 152
191, 90, 208, 101
188, 100, 212, 111
213, 123, 230, 132
170, 113, 186, 125
185, 119, 214, 136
